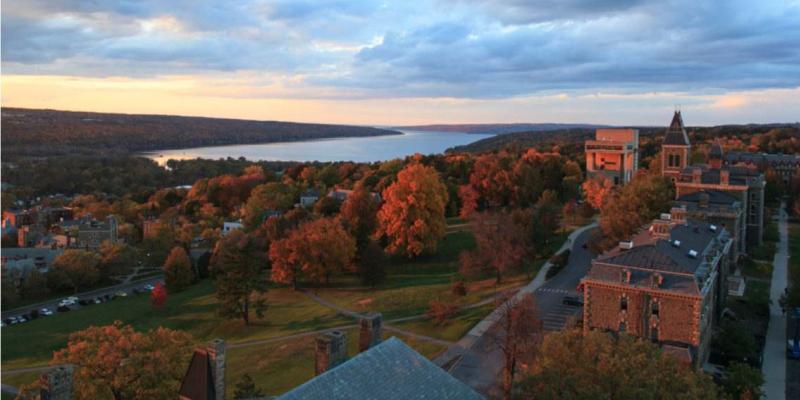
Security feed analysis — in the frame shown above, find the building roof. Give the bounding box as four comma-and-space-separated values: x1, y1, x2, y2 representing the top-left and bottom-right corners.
664, 111, 691, 146
178, 349, 216, 400
678, 165, 762, 187
277, 337, 484, 400
725, 151, 800, 166
709, 141, 724, 158
676, 189, 739, 206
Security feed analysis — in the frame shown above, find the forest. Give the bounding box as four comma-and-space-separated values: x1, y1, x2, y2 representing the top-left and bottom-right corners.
1, 108, 401, 159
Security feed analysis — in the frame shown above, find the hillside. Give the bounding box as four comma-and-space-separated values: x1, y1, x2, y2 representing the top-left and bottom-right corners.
1, 108, 401, 159
396, 123, 609, 135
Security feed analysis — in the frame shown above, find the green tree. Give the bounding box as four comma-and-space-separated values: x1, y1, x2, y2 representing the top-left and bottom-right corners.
21, 268, 49, 299
163, 246, 194, 292
599, 173, 674, 249
210, 230, 268, 325
50, 250, 101, 293
242, 182, 296, 229
517, 330, 718, 399
1, 265, 20, 305
721, 362, 764, 400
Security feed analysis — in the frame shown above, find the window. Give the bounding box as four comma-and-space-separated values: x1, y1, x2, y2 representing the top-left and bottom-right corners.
620, 296, 628, 311
619, 322, 626, 333
651, 326, 658, 342
652, 302, 659, 316
675, 155, 681, 167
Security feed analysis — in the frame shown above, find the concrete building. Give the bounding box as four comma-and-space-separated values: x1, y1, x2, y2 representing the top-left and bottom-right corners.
585, 128, 640, 185
581, 209, 733, 367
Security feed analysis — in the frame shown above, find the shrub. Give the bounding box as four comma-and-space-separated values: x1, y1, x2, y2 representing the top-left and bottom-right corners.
427, 300, 459, 325
451, 280, 468, 296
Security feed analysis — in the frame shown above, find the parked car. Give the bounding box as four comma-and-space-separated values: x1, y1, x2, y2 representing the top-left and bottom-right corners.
3, 318, 14, 325
27, 310, 40, 320
16, 316, 27, 323
56, 305, 71, 312
562, 295, 584, 307
59, 298, 77, 307
143, 284, 155, 291
132, 288, 144, 295
115, 290, 128, 297
39, 308, 54, 316
94, 297, 102, 304
78, 299, 92, 306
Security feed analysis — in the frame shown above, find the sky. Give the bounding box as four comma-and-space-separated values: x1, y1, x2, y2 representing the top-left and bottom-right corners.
2, 0, 799, 126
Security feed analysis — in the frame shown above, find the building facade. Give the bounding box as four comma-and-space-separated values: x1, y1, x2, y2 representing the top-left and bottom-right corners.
585, 128, 640, 185
661, 112, 691, 181
582, 209, 733, 366
724, 151, 800, 185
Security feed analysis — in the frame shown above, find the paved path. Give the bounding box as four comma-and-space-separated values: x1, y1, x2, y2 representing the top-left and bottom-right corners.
763, 204, 789, 400
1, 384, 20, 396
434, 222, 598, 395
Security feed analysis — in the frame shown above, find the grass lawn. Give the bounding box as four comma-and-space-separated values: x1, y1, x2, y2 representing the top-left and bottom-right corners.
1, 280, 350, 371
391, 303, 495, 342
224, 327, 447, 398
741, 258, 774, 280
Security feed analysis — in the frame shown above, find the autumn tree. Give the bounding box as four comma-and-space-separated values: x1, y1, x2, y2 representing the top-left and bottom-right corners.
150, 282, 167, 308
210, 229, 269, 325
598, 173, 674, 250
1, 265, 20, 305
357, 239, 386, 287
21, 269, 49, 299
531, 190, 562, 245
427, 300, 459, 325
490, 294, 542, 400
51, 321, 193, 400
233, 374, 265, 399
98, 241, 137, 276
340, 183, 379, 250
376, 163, 448, 258
49, 250, 101, 293
581, 175, 615, 210
270, 217, 356, 289
720, 362, 764, 400
460, 211, 528, 283
516, 330, 719, 399
467, 152, 515, 210
243, 182, 296, 229
163, 246, 194, 292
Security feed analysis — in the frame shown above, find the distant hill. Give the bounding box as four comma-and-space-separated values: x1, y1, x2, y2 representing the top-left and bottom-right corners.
395, 123, 609, 135
1, 108, 401, 159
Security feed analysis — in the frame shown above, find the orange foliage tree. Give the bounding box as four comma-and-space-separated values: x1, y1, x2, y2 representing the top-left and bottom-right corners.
581, 175, 615, 210
269, 217, 356, 289
460, 211, 529, 283
163, 246, 194, 292
51, 321, 193, 400
376, 163, 448, 258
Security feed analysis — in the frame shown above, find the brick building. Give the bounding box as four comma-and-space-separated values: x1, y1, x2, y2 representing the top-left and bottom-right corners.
659, 113, 766, 247
585, 128, 640, 185
60, 214, 119, 250
724, 151, 800, 185
581, 208, 733, 366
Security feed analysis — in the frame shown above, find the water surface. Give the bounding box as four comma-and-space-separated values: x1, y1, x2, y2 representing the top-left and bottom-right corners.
145, 130, 493, 164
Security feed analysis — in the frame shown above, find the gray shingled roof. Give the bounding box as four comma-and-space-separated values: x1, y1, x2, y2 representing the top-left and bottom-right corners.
277, 337, 484, 400
664, 111, 691, 146
677, 189, 739, 205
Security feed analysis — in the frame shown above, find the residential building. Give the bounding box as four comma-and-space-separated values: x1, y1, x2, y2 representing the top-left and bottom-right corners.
328, 188, 382, 203
222, 220, 243, 236
581, 208, 733, 366
585, 128, 640, 185
300, 189, 321, 207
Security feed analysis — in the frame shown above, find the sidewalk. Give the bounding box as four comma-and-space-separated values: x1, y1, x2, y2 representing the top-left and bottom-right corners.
762, 204, 788, 400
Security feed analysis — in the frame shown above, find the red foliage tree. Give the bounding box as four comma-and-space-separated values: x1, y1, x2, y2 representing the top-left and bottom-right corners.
150, 283, 167, 308
581, 175, 615, 210
460, 211, 528, 283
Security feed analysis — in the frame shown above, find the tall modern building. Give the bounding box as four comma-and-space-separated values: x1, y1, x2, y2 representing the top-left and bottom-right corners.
585, 128, 639, 185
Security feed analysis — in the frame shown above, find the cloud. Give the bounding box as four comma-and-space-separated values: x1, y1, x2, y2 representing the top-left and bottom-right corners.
2, 0, 799, 101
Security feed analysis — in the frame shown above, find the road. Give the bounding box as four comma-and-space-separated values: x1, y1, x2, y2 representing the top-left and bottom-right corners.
1, 275, 164, 321
762, 204, 788, 400
437, 224, 597, 397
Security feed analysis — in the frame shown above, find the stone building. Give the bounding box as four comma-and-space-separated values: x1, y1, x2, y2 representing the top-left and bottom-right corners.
581, 209, 733, 366
660, 113, 766, 247
674, 190, 745, 261
725, 151, 800, 185
660, 111, 692, 181
584, 128, 640, 185
61, 215, 118, 250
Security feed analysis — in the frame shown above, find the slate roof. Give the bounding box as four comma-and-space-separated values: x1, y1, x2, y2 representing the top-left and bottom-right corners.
277, 337, 484, 400
725, 151, 800, 167
664, 111, 691, 146
677, 189, 739, 206
178, 349, 216, 400
678, 165, 760, 186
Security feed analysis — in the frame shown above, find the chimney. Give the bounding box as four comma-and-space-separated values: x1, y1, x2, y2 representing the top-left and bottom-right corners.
692, 168, 702, 183
207, 339, 226, 400
720, 169, 730, 186
359, 312, 383, 352
315, 331, 348, 375
40, 364, 74, 400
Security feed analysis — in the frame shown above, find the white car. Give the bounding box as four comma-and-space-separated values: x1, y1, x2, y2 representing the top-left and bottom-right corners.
59, 299, 76, 307
39, 308, 54, 316
143, 284, 155, 291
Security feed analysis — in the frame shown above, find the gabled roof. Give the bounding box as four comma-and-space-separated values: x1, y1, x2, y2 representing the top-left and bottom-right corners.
664, 111, 691, 146
178, 349, 215, 400
277, 337, 484, 400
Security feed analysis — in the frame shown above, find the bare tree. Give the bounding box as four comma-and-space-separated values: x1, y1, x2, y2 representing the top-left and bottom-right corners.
490, 293, 542, 400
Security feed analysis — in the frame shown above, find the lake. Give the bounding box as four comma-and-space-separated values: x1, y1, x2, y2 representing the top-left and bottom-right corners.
145, 130, 493, 164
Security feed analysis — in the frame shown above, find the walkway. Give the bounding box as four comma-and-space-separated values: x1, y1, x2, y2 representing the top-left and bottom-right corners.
762, 203, 788, 400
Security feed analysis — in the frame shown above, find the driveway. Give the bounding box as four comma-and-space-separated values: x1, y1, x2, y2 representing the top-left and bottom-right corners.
437, 223, 598, 396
